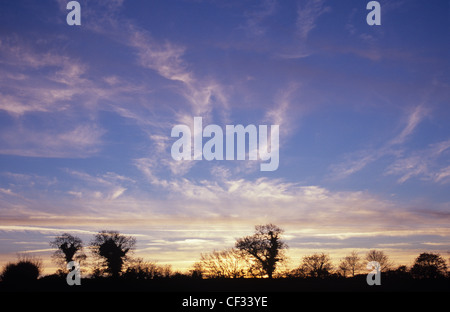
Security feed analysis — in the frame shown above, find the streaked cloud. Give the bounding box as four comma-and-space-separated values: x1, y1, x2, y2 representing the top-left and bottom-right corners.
389, 105, 428, 145
296, 0, 330, 40
129, 30, 193, 84
0, 123, 105, 158
0, 225, 96, 235
385, 139, 450, 184
0, 37, 145, 158
243, 0, 277, 37
328, 105, 443, 182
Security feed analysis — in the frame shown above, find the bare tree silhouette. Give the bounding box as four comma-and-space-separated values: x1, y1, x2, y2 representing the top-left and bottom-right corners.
90, 230, 136, 278
338, 251, 363, 277
365, 249, 393, 272
300, 253, 333, 278
235, 224, 287, 279
123, 258, 174, 280
198, 248, 252, 278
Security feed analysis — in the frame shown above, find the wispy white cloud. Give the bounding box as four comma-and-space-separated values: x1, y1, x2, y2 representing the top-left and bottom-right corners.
385, 139, 450, 184
84, 5, 230, 122
76, 8, 233, 178
110, 187, 127, 200
133, 158, 170, 187
0, 188, 19, 197
296, 0, 330, 41
0, 123, 105, 158
243, 0, 277, 37
265, 82, 302, 137
0, 225, 96, 235
329, 151, 379, 180
0, 33, 156, 158
4, 169, 449, 238
434, 166, 450, 184
275, 0, 330, 59
329, 105, 432, 180
130, 158, 450, 235
389, 105, 428, 145
63, 169, 135, 201
128, 29, 193, 84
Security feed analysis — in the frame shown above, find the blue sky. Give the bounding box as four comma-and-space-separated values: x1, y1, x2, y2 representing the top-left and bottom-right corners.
0, 0, 449, 273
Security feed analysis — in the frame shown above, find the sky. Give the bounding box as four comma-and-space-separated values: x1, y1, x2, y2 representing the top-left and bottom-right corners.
0, 0, 449, 275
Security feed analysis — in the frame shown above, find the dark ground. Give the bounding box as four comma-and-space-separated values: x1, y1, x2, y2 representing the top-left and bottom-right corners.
1, 276, 447, 310
1, 274, 448, 292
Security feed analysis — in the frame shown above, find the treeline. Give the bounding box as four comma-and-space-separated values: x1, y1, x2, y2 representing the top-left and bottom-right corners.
1, 224, 449, 286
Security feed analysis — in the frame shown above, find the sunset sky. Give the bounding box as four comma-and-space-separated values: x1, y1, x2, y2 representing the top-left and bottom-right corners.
0, 0, 449, 274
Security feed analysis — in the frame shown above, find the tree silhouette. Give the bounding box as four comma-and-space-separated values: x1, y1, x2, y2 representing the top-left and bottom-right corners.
123, 258, 173, 280
49, 233, 86, 272
189, 262, 204, 279
410, 252, 447, 279
365, 249, 393, 272
90, 230, 136, 278
300, 253, 333, 278
1, 255, 42, 284
235, 224, 287, 279
198, 248, 251, 278
338, 251, 363, 277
